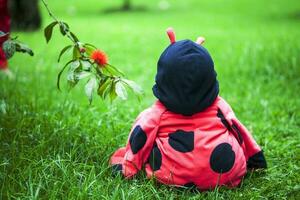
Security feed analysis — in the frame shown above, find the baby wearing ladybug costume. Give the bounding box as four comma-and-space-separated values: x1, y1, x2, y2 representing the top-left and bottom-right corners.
110, 28, 267, 190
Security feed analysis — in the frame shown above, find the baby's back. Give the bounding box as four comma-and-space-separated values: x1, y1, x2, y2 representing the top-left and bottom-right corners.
145, 96, 247, 189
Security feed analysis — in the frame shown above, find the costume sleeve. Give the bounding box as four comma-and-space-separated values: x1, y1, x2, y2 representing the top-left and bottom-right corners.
218, 97, 267, 169
110, 104, 163, 178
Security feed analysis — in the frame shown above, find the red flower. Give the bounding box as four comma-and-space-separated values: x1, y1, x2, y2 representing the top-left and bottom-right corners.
90, 49, 108, 67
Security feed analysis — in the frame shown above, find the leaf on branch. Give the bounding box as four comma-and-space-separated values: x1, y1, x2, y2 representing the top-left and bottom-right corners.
58, 45, 72, 62
122, 79, 143, 95
85, 77, 97, 104
98, 78, 111, 98
66, 60, 82, 87
57, 59, 77, 90
66, 73, 80, 90
44, 21, 58, 43
109, 81, 117, 102
59, 22, 69, 36
76, 71, 91, 80
81, 60, 92, 70
70, 32, 79, 43
104, 64, 124, 76
115, 81, 128, 100
67, 72, 80, 90
15, 42, 34, 56
69, 60, 81, 71
72, 46, 81, 59
2, 40, 16, 59
84, 43, 97, 49
83, 43, 97, 57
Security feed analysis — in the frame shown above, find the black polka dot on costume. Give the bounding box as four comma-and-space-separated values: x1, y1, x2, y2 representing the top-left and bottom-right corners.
210, 143, 235, 173
111, 164, 123, 177
232, 124, 243, 145
217, 110, 243, 145
149, 144, 162, 171
217, 109, 231, 130
129, 125, 147, 154
168, 130, 194, 153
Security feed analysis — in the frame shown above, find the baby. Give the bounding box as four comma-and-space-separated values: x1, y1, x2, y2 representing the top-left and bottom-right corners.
110, 28, 267, 190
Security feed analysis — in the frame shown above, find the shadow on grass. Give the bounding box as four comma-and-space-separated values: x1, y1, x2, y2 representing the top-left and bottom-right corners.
109, 167, 268, 196
102, 6, 148, 14
287, 186, 300, 200
270, 11, 300, 21
288, 11, 300, 20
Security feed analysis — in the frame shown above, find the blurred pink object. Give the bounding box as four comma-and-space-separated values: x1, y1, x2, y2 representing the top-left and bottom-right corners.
0, 0, 10, 70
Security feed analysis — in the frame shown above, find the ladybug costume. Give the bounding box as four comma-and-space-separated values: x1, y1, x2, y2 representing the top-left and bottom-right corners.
110, 28, 267, 190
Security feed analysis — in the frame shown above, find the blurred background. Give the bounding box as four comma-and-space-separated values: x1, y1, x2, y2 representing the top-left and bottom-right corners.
4, 0, 299, 108
5, 0, 300, 99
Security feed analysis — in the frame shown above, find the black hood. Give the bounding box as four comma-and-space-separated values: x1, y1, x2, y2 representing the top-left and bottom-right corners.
152, 40, 219, 116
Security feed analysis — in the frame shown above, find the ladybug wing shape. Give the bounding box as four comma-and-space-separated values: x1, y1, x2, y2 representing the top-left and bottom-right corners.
217, 97, 267, 169
110, 102, 166, 178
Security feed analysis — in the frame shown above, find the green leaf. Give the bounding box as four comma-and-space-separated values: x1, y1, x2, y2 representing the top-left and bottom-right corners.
67, 72, 80, 90
59, 26, 66, 36
62, 22, 69, 29
76, 71, 91, 80
70, 32, 79, 43
103, 81, 115, 100
15, 42, 34, 56
72, 46, 81, 59
115, 81, 128, 100
122, 79, 143, 94
66, 60, 82, 86
83, 44, 96, 57
67, 78, 79, 89
57, 59, 77, 91
84, 43, 97, 49
44, 21, 58, 43
81, 60, 92, 70
109, 82, 117, 102
69, 60, 81, 71
106, 64, 124, 76
85, 77, 97, 104
57, 45, 72, 62
97, 78, 111, 97
59, 22, 69, 36
2, 40, 16, 59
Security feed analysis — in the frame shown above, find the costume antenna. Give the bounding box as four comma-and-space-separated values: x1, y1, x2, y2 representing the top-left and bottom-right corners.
166, 27, 176, 44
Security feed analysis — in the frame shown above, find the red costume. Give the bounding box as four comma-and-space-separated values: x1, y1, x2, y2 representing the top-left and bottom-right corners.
110, 29, 267, 190
0, 0, 10, 70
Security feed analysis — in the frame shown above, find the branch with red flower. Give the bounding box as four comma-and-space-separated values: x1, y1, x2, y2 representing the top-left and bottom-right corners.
41, 0, 143, 104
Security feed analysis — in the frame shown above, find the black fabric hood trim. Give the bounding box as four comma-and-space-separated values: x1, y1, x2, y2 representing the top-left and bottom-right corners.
152, 40, 219, 116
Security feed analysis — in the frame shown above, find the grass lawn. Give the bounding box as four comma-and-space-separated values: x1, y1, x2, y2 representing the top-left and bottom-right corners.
1, 0, 300, 199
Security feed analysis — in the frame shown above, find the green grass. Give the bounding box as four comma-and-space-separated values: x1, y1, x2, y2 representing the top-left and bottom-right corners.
1, 0, 300, 199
